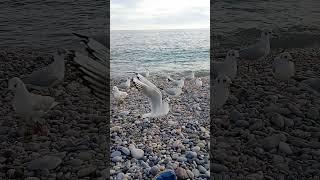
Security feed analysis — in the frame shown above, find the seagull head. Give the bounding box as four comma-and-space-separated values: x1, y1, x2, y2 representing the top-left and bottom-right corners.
216, 74, 231, 87
112, 86, 119, 92
8, 77, 26, 93
279, 52, 293, 61
226, 50, 240, 60
261, 29, 273, 39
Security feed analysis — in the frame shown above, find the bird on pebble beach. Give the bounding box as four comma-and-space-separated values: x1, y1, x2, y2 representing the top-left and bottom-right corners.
239, 29, 272, 71
273, 52, 295, 82
8, 77, 58, 135
21, 49, 66, 91
185, 71, 195, 80
167, 76, 185, 88
195, 78, 203, 88
212, 49, 239, 79
112, 86, 128, 103
118, 78, 131, 90
132, 74, 169, 118
212, 75, 231, 111
140, 68, 150, 78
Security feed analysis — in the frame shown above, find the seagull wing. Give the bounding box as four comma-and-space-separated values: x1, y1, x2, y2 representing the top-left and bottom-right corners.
133, 77, 162, 113
136, 74, 161, 93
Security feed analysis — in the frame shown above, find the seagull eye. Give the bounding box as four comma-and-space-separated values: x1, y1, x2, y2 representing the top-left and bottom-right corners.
14, 84, 17, 88
265, 32, 268, 35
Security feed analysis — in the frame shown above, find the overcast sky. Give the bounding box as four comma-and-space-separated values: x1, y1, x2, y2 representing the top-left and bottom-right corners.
111, 0, 209, 30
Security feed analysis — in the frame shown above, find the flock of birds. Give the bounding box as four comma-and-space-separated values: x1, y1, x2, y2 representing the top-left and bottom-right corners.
112, 68, 204, 119
5, 28, 320, 135
211, 28, 297, 111
5, 33, 109, 135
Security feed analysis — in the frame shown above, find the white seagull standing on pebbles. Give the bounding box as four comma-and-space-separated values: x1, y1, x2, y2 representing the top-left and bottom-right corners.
112, 86, 128, 103
273, 52, 295, 81
118, 78, 131, 90
195, 78, 203, 88
21, 49, 66, 90
212, 75, 231, 111
167, 76, 185, 88
239, 29, 272, 70
185, 71, 195, 80
132, 74, 169, 118
212, 50, 239, 79
8, 77, 58, 134
140, 68, 150, 78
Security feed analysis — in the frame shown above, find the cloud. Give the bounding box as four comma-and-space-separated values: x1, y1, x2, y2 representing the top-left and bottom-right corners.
111, 0, 209, 30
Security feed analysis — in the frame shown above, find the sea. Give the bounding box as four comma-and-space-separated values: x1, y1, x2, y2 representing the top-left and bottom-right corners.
110, 29, 210, 77
213, 0, 320, 50
0, 0, 108, 53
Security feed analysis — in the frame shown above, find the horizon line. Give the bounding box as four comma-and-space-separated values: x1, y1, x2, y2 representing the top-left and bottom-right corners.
111, 27, 209, 31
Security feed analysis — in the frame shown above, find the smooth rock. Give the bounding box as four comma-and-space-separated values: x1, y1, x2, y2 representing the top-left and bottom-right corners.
27, 156, 62, 170
175, 167, 188, 179
78, 166, 96, 177
111, 151, 122, 158
211, 163, 228, 173
149, 166, 159, 175
120, 147, 130, 156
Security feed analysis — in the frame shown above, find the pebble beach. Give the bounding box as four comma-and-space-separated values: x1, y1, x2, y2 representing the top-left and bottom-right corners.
0, 49, 108, 179
211, 47, 320, 179
110, 73, 210, 179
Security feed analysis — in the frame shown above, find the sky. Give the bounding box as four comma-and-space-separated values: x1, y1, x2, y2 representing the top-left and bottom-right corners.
111, 0, 210, 30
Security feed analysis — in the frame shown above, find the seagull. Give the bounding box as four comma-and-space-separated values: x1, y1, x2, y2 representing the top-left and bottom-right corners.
272, 52, 295, 83
165, 87, 183, 97
185, 71, 195, 80
212, 75, 231, 111
112, 86, 128, 103
132, 74, 169, 118
8, 77, 58, 135
118, 78, 131, 90
167, 76, 185, 88
21, 49, 66, 90
239, 29, 272, 71
195, 78, 203, 88
140, 68, 150, 78
212, 50, 239, 79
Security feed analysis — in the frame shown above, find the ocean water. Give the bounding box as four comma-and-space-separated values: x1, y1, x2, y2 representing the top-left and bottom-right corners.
110, 29, 210, 77
0, 0, 108, 53
213, 0, 320, 49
